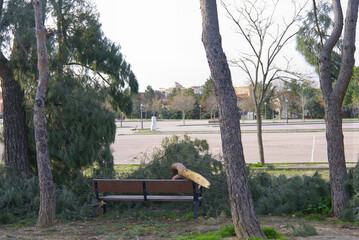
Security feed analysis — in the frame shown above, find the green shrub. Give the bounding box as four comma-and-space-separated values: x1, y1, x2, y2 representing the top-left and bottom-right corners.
217, 225, 235, 237
291, 222, 317, 237
343, 161, 359, 221
128, 135, 230, 217
0, 170, 40, 222
304, 196, 332, 215
0, 165, 97, 224
249, 172, 330, 215
263, 228, 281, 239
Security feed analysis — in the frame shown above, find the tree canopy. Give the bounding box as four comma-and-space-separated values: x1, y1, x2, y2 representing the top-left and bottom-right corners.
0, 0, 138, 180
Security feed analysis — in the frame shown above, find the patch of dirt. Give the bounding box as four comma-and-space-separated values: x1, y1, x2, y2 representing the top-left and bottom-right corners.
0, 216, 358, 239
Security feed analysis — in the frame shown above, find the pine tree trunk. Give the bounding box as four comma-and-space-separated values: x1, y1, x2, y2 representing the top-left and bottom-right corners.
317, 0, 358, 217
255, 106, 265, 165
0, 55, 32, 178
200, 0, 266, 238
33, 0, 56, 228
325, 102, 349, 216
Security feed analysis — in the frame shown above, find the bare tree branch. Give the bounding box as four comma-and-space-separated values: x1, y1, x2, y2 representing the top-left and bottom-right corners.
312, 0, 324, 46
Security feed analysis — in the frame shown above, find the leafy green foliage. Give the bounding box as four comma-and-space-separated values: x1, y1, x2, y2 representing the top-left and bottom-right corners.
343, 74, 359, 109
304, 197, 332, 215
262, 227, 281, 239
343, 161, 359, 221
217, 225, 236, 237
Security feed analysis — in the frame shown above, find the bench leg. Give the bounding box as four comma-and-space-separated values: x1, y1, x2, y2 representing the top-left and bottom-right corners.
92, 205, 97, 217
194, 201, 199, 219
103, 202, 107, 215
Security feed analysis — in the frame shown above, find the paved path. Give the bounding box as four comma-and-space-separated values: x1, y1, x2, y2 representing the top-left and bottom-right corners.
0, 120, 357, 165
114, 119, 359, 165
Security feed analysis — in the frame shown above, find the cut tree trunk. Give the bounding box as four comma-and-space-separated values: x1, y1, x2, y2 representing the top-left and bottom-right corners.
0, 55, 32, 178
33, 0, 56, 228
171, 163, 210, 188
200, 0, 266, 238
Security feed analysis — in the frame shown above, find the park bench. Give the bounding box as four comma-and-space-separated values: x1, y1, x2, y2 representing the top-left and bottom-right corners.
208, 120, 220, 124
92, 179, 203, 219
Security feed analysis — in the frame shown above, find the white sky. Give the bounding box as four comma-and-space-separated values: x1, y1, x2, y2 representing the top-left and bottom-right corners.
91, 0, 359, 92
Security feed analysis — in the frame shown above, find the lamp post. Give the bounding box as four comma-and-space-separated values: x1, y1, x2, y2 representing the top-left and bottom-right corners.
264, 102, 267, 120
285, 98, 288, 125
140, 103, 143, 130
199, 104, 202, 120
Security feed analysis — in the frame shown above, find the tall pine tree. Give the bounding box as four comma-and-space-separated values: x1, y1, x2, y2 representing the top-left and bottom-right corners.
1, 0, 138, 180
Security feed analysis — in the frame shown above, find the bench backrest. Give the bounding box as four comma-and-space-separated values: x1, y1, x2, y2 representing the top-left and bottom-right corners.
92, 179, 200, 194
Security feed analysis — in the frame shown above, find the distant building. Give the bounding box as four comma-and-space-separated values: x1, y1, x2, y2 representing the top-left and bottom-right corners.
190, 86, 203, 94
234, 86, 253, 100
174, 82, 185, 90
158, 88, 172, 97
234, 86, 254, 120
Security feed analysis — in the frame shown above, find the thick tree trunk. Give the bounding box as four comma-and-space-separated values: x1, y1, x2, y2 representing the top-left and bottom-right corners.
0, 55, 32, 177
200, 0, 266, 238
255, 106, 265, 165
33, 0, 56, 228
325, 102, 349, 216
317, 0, 358, 217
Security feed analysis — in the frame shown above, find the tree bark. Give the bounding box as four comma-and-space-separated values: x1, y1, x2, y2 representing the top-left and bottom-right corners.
317, 0, 358, 217
325, 102, 349, 216
0, 0, 31, 178
200, 0, 266, 238
255, 106, 265, 165
0, 55, 32, 178
33, 0, 56, 227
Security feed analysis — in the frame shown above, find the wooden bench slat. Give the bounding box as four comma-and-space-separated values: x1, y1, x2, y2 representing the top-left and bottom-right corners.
100, 195, 203, 202
95, 180, 143, 193
146, 181, 194, 194
93, 179, 198, 194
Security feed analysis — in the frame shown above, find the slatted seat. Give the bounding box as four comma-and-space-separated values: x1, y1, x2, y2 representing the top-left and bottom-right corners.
92, 179, 203, 219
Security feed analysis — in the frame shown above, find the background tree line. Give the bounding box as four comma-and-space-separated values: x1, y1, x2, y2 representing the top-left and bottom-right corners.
126, 73, 359, 122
